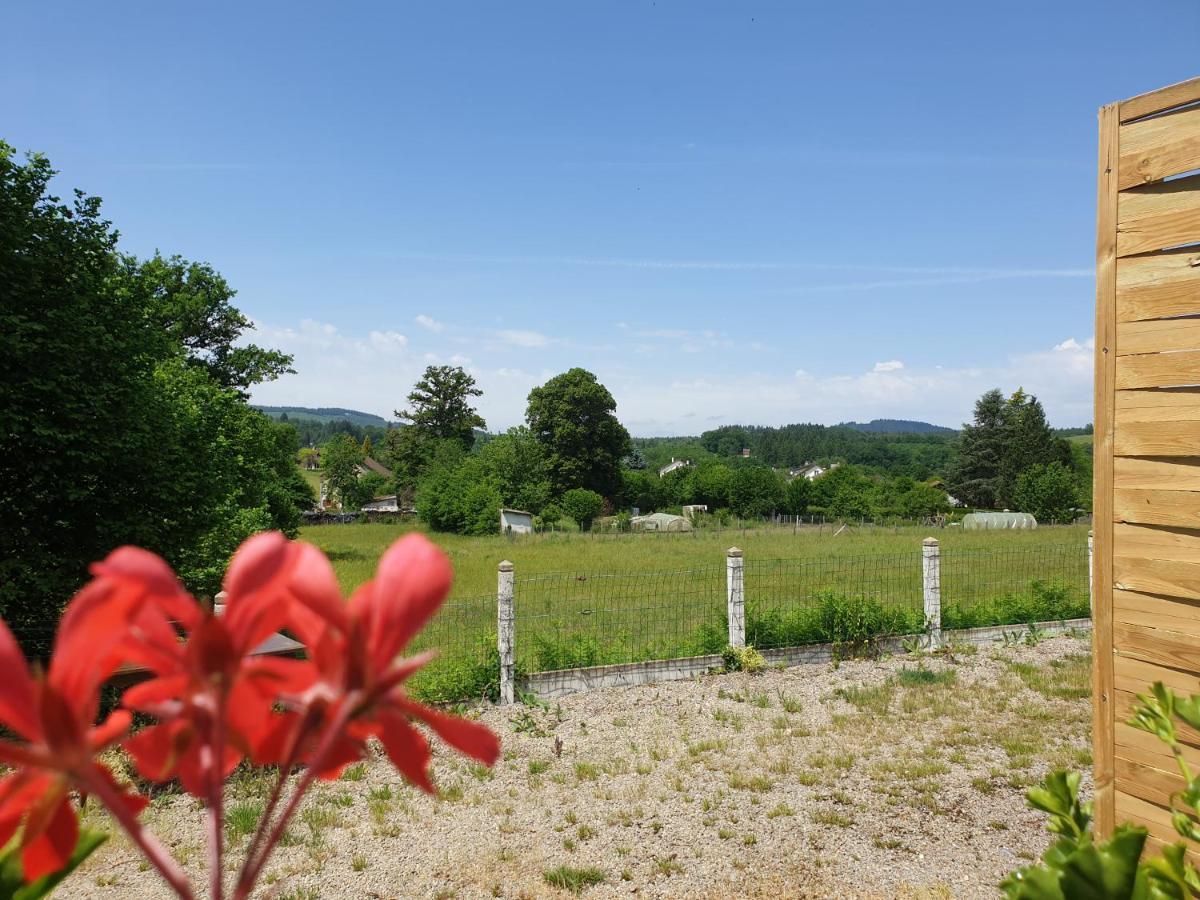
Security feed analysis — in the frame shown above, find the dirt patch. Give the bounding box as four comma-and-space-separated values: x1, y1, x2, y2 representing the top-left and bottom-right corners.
67, 633, 1092, 899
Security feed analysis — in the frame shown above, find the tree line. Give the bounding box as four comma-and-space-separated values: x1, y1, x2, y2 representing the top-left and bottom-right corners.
317, 364, 1087, 533
1, 143, 314, 654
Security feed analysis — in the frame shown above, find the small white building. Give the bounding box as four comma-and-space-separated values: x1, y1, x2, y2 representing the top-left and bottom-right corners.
788, 462, 840, 482
682, 504, 708, 520
499, 508, 534, 535
361, 495, 399, 512
658, 457, 692, 478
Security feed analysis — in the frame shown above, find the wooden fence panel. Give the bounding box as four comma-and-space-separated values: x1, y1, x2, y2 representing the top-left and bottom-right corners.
1096, 75, 1200, 843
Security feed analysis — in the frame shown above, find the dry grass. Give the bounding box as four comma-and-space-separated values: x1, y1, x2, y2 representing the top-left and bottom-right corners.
66, 634, 1092, 899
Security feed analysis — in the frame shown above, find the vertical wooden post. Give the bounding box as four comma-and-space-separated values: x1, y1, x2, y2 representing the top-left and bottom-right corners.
726, 547, 745, 648
1092, 101, 1119, 838
1088, 530, 1095, 614
497, 560, 515, 706
922, 538, 941, 648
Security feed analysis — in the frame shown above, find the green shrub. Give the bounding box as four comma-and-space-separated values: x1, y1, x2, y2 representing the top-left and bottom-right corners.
407, 634, 506, 703
942, 580, 1088, 630
722, 645, 766, 674
746, 591, 923, 654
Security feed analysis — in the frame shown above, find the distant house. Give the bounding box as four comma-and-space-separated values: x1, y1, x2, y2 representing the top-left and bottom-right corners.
740, 448, 752, 458
788, 462, 839, 482
320, 456, 394, 510
682, 504, 707, 520
357, 457, 393, 479
499, 508, 534, 535
632, 512, 693, 532
658, 457, 692, 478
362, 495, 399, 512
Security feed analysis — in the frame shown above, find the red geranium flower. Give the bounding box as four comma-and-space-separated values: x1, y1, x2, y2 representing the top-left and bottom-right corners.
113, 534, 317, 796
0, 583, 146, 880
282, 533, 500, 790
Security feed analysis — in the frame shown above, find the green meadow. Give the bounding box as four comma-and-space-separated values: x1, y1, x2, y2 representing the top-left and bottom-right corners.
298, 522, 1091, 702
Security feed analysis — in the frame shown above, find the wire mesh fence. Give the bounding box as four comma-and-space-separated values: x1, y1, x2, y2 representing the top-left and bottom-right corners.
939, 544, 1090, 629
744, 553, 926, 650
402, 593, 498, 703
511, 565, 727, 672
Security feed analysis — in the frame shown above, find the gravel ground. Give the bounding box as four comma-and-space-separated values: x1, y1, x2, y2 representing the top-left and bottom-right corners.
68, 633, 1092, 899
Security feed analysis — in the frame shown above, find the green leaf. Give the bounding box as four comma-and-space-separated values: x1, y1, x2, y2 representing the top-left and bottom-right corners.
1056, 825, 1146, 899
0, 828, 108, 900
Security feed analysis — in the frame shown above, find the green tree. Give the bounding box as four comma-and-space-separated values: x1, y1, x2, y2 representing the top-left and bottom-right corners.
1014, 462, 1079, 523
396, 365, 486, 451
728, 467, 784, 518
997, 389, 1070, 508
693, 463, 733, 510
561, 488, 605, 531
477, 426, 552, 513
526, 368, 631, 498
945, 389, 1007, 509
783, 475, 811, 515
0, 144, 311, 655
118, 253, 294, 393
322, 434, 365, 509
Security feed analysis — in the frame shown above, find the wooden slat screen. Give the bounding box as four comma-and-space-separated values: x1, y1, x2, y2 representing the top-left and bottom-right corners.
1096, 76, 1200, 839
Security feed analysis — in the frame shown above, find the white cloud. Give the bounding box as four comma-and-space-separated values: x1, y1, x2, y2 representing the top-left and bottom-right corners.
496, 329, 550, 348
414, 314, 444, 333
368, 330, 408, 351
250, 315, 1096, 436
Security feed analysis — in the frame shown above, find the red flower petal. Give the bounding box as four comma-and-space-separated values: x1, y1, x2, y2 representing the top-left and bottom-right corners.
404, 701, 499, 766
122, 674, 191, 712
124, 721, 189, 783
376, 709, 434, 793
21, 794, 78, 882
87, 709, 132, 752
0, 618, 39, 740
222, 532, 297, 652
287, 542, 349, 635
0, 772, 48, 850
90, 546, 197, 628
368, 535, 452, 666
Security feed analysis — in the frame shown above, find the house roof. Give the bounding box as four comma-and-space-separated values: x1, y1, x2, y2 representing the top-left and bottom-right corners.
500, 508, 533, 517
360, 457, 393, 478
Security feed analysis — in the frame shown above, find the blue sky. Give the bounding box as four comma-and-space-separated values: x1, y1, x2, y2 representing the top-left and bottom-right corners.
4, 2, 1198, 434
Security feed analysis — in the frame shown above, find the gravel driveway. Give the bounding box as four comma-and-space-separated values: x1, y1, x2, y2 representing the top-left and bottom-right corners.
67, 633, 1092, 899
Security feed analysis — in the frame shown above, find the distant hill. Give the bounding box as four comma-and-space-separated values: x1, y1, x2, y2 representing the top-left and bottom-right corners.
254, 406, 389, 428
837, 419, 956, 435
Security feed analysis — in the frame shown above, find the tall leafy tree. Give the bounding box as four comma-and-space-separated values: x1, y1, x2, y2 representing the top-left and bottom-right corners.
728, 467, 784, 518
997, 389, 1070, 507
945, 389, 1007, 509
395, 365, 486, 450
0, 144, 308, 654
118, 253, 294, 393
322, 435, 366, 509
526, 368, 631, 498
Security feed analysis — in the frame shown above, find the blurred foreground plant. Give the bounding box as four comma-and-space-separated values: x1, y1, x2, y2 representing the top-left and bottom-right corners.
0, 532, 498, 899
1002, 682, 1200, 898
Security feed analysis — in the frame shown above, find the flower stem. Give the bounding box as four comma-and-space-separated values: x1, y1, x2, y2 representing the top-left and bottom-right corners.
84, 772, 194, 900
208, 702, 227, 900
232, 696, 360, 900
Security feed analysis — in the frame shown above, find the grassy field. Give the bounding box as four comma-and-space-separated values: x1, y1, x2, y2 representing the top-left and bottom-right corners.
299, 520, 1090, 599
297, 522, 1091, 701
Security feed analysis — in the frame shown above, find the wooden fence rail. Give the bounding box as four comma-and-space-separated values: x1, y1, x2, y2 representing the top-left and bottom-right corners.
1094, 75, 1200, 849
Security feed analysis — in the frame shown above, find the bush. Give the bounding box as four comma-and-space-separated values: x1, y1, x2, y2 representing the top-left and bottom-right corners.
941, 580, 1088, 630
745, 591, 923, 655
530, 633, 607, 671
721, 645, 766, 674
561, 488, 604, 532
407, 635, 507, 703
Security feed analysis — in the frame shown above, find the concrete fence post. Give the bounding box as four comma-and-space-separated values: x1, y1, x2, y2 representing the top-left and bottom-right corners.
498, 560, 515, 705
922, 537, 942, 648
1088, 530, 1094, 615
726, 547, 745, 648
